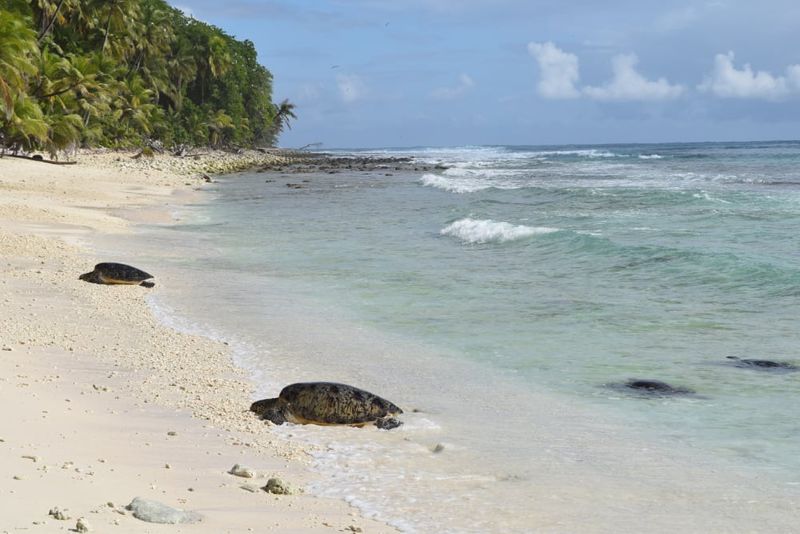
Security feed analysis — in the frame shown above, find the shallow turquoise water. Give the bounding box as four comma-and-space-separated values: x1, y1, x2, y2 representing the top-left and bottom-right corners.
135, 141, 800, 532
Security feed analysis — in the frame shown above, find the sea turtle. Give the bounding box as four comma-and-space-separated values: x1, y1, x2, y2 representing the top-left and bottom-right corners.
726, 356, 798, 371
609, 378, 695, 397
79, 263, 155, 288
250, 382, 403, 430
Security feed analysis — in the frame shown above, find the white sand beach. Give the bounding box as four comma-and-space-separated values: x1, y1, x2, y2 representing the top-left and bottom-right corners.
4, 150, 800, 534
0, 152, 395, 533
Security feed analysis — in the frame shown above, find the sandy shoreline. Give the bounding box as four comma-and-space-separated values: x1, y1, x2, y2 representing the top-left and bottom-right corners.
6, 148, 800, 533
0, 151, 396, 533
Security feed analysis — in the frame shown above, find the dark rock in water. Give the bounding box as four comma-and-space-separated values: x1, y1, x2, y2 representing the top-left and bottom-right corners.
726, 356, 798, 371
613, 379, 695, 396
126, 497, 202, 524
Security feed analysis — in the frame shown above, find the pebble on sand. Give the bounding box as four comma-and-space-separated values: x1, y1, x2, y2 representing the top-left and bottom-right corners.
75, 517, 91, 532
228, 463, 255, 478
126, 497, 203, 524
263, 477, 294, 495
48, 507, 69, 520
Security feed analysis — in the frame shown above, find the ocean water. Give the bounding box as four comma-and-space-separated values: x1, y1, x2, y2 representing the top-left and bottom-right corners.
126, 141, 800, 532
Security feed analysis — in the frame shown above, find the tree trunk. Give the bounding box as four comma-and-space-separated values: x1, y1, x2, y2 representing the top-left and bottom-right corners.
38, 0, 67, 43
102, 7, 114, 54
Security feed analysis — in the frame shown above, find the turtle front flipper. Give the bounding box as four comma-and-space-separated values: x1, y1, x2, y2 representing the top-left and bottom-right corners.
250, 398, 289, 425
375, 417, 403, 430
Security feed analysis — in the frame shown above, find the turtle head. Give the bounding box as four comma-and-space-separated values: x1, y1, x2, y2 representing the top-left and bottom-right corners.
79, 270, 100, 283
250, 398, 288, 424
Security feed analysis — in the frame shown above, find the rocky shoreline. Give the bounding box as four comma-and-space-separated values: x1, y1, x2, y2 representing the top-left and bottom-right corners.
71, 147, 296, 179
12, 147, 449, 182
256, 150, 448, 175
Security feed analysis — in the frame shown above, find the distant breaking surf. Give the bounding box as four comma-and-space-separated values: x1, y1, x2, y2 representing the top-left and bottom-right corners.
440, 218, 558, 244
421, 173, 490, 193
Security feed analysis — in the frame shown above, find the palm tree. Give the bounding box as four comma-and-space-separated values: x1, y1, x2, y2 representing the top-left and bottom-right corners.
3, 94, 49, 151
269, 98, 296, 145
33, 0, 80, 43
114, 75, 158, 137
0, 11, 39, 119
164, 39, 197, 112
2, 0, 278, 149
207, 35, 232, 78
32, 48, 82, 101
204, 109, 234, 146
129, 0, 174, 86
44, 111, 82, 155
83, 0, 141, 58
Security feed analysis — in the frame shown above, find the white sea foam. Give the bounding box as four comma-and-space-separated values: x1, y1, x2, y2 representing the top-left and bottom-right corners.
441, 218, 558, 244
693, 191, 732, 203
639, 154, 664, 159
532, 149, 622, 158
442, 166, 522, 178
420, 173, 490, 193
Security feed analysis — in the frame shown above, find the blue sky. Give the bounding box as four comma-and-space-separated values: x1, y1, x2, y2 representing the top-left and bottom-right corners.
171, 1, 800, 148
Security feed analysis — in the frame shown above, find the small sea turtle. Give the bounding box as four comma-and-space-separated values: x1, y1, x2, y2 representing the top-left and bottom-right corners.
251, 382, 403, 430
726, 356, 798, 371
609, 379, 695, 397
79, 263, 155, 288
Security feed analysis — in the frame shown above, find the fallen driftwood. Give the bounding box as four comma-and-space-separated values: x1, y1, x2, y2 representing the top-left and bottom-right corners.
0, 154, 77, 165
131, 149, 153, 159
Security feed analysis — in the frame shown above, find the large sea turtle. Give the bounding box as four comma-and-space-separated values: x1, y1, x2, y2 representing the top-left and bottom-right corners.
251, 382, 403, 430
79, 263, 155, 288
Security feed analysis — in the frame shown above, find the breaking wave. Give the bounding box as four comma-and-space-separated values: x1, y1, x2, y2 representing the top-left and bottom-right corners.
440, 218, 558, 244
421, 173, 491, 193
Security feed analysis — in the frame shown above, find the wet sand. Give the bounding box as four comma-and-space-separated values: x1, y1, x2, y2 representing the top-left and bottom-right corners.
0, 151, 396, 533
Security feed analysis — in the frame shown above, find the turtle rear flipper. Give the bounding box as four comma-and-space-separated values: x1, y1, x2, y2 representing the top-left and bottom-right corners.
140, 281, 155, 288
375, 417, 402, 430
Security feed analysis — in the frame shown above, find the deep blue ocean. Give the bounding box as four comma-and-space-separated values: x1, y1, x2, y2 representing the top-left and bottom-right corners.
141, 141, 800, 532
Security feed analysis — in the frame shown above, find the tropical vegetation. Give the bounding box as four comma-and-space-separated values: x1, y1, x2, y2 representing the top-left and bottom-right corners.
0, 0, 293, 156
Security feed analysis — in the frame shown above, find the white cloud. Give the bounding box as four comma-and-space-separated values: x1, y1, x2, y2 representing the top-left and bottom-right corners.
528, 41, 580, 99
583, 54, 685, 101
698, 52, 800, 99
337, 74, 367, 103
431, 74, 475, 100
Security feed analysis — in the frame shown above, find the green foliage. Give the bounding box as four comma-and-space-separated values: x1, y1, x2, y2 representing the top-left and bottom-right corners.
0, 9, 39, 119
4, 93, 49, 149
0, 0, 289, 155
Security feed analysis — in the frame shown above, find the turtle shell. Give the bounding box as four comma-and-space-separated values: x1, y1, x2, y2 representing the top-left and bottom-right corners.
94, 262, 153, 284
279, 382, 402, 425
